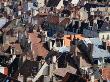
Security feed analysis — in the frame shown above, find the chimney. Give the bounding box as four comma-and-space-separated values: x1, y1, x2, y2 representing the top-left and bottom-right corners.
107, 46, 110, 53
87, 43, 93, 61
10, 44, 15, 54
88, 43, 93, 53
79, 56, 83, 68
41, 31, 46, 43
27, 76, 33, 82
18, 73, 24, 82
102, 40, 107, 50
48, 40, 52, 50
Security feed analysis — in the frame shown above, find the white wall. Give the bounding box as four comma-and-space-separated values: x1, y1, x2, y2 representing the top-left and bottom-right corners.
80, 8, 88, 21
71, 0, 79, 5
99, 32, 110, 40
56, 0, 63, 9
37, 0, 45, 8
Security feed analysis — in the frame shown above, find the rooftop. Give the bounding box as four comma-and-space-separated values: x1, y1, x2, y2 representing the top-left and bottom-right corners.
64, 34, 85, 46
101, 67, 110, 80
28, 31, 48, 57
83, 38, 110, 58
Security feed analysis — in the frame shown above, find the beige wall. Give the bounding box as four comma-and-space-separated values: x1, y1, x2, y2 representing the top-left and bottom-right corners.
99, 32, 110, 40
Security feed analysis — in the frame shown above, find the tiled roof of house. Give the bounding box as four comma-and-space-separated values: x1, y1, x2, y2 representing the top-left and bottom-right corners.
101, 67, 110, 80
28, 31, 48, 57
53, 66, 77, 77
59, 18, 70, 26
11, 43, 22, 55
80, 56, 92, 68
47, 15, 59, 25
64, 34, 85, 46
83, 38, 110, 58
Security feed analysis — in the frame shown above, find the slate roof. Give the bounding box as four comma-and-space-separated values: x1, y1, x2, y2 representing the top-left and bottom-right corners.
100, 21, 110, 32
83, 38, 110, 58
46, 0, 61, 7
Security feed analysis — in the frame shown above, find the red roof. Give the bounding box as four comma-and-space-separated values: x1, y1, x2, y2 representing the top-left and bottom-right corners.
28, 31, 48, 57
101, 67, 110, 80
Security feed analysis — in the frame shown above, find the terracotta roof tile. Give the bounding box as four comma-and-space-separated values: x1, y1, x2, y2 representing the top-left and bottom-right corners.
101, 67, 110, 80
28, 31, 48, 57
64, 34, 85, 46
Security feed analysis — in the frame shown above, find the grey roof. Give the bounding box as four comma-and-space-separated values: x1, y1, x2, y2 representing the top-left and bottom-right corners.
100, 21, 110, 32
83, 29, 98, 38
83, 38, 110, 58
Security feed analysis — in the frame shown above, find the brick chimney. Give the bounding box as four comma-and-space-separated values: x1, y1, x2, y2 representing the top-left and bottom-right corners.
102, 40, 107, 50
18, 73, 24, 82
10, 44, 15, 55
88, 43, 93, 53
87, 43, 93, 61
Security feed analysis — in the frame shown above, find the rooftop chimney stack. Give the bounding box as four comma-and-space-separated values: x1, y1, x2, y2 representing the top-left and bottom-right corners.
102, 40, 107, 50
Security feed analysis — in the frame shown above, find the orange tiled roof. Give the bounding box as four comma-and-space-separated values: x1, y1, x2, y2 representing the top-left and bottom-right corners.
28, 31, 48, 57
101, 68, 110, 80
64, 34, 85, 47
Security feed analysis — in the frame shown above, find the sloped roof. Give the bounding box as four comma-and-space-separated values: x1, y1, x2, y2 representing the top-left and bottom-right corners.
47, 15, 59, 25
28, 31, 48, 57
64, 34, 85, 46
101, 67, 110, 80
59, 18, 70, 26
83, 38, 110, 58
53, 66, 77, 77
